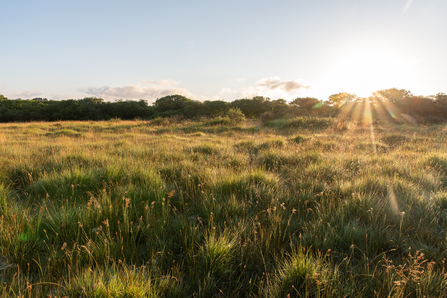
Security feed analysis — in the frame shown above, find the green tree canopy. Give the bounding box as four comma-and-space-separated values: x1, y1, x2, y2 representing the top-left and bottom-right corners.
153, 95, 193, 113
290, 97, 321, 112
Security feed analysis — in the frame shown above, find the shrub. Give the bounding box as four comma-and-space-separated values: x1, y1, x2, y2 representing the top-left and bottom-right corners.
109, 117, 122, 122
206, 116, 232, 126
150, 117, 168, 126
260, 111, 274, 123
226, 108, 245, 122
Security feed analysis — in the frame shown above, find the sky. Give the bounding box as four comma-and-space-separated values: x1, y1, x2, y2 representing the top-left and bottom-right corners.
1, 0, 446, 103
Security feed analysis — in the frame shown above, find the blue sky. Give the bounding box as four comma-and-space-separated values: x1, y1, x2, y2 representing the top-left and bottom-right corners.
1, 0, 446, 103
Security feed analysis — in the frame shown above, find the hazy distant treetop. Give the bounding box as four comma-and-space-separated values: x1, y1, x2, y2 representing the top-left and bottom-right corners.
290, 97, 320, 111
328, 92, 357, 107
435, 92, 447, 103
374, 88, 413, 103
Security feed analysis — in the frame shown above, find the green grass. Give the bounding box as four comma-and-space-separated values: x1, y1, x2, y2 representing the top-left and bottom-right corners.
0, 119, 447, 297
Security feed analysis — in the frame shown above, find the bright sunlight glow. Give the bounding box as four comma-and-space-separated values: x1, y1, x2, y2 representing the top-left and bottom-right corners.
323, 48, 416, 98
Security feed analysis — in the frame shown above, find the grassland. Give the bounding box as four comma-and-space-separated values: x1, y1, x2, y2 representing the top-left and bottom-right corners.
1, 117, 447, 297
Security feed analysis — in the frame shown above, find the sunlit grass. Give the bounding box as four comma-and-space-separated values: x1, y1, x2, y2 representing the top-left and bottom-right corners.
0, 119, 447, 297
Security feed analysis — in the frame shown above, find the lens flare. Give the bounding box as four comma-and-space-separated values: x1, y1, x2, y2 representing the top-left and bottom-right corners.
312, 102, 324, 109
401, 114, 417, 124
387, 107, 396, 119
387, 184, 400, 215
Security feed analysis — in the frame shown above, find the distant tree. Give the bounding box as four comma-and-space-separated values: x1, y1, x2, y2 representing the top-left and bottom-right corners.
436, 92, 447, 102
231, 96, 271, 118
432, 93, 447, 119
203, 100, 230, 116
290, 97, 321, 112
182, 100, 204, 118
328, 92, 357, 107
138, 99, 148, 107
153, 95, 193, 113
79, 97, 104, 105
269, 99, 290, 118
374, 88, 412, 104
103, 100, 151, 119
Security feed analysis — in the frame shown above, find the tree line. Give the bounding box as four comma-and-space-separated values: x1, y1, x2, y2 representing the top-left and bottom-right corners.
0, 88, 446, 123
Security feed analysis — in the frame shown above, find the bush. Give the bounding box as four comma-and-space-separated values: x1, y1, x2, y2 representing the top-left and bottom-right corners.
150, 117, 168, 126
226, 108, 245, 122
260, 111, 274, 123
206, 116, 232, 126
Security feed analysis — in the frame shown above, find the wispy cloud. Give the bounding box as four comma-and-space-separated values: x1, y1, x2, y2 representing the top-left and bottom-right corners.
49, 92, 78, 100
79, 80, 206, 103
403, 0, 413, 14
218, 77, 313, 101
255, 77, 311, 92
216, 87, 241, 100
10, 89, 42, 99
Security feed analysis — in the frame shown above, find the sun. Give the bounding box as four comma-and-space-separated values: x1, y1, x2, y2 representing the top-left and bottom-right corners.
323, 47, 415, 98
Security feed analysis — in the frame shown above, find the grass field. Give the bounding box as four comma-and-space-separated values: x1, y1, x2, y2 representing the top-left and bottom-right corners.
1, 117, 447, 297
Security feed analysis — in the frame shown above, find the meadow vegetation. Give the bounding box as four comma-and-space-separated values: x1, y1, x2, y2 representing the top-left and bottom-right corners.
1, 117, 447, 297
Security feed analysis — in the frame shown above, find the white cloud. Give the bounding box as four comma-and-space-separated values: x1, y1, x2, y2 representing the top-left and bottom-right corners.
10, 89, 42, 99
218, 87, 238, 97
255, 77, 311, 92
77, 77, 313, 103
216, 77, 313, 101
239, 77, 312, 100
210, 88, 241, 101
79, 80, 207, 103
49, 92, 78, 100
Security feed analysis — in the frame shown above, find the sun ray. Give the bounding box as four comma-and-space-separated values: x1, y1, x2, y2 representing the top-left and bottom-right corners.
352, 100, 366, 124
365, 100, 377, 153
